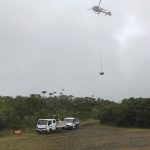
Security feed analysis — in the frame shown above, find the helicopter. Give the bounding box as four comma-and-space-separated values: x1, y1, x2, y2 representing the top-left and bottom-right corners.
88, 0, 111, 16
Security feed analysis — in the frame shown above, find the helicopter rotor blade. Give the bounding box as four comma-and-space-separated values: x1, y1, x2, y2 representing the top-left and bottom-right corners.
98, 0, 102, 6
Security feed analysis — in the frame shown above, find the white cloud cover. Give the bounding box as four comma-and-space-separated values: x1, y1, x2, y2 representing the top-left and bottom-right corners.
0, 0, 150, 101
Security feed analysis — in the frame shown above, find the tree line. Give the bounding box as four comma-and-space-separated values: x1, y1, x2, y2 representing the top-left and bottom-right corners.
0, 94, 150, 131
98, 97, 150, 128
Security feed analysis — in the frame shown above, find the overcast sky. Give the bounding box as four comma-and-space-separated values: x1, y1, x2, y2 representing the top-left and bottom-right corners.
0, 0, 150, 101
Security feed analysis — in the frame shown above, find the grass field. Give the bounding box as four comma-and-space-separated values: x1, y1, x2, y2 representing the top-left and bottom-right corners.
1, 122, 150, 150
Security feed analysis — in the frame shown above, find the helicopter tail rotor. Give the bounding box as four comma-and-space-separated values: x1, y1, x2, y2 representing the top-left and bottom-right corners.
105, 11, 112, 16
108, 11, 112, 16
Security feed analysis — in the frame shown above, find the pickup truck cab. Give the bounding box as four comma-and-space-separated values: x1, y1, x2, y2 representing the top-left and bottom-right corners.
36, 119, 66, 134
64, 117, 79, 129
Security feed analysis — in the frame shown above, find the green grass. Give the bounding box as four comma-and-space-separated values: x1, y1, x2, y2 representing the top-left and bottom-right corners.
1, 124, 150, 150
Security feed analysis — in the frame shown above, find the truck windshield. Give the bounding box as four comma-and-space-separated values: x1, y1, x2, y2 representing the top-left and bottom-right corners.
37, 120, 47, 125
64, 119, 73, 123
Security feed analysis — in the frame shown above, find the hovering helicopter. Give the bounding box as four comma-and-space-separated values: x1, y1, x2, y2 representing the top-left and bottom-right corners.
88, 0, 111, 16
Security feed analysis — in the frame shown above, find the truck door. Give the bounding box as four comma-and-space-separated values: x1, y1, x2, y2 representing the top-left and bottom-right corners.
48, 120, 52, 131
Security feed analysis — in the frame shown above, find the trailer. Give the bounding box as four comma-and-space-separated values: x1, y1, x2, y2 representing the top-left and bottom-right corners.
36, 119, 66, 134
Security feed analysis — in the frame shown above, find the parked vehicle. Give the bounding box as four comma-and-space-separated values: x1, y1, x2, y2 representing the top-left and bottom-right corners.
64, 117, 79, 129
36, 119, 66, 134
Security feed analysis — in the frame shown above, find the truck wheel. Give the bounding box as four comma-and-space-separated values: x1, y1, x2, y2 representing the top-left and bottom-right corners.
49, 129, 52, 134
58, 128, 62, 132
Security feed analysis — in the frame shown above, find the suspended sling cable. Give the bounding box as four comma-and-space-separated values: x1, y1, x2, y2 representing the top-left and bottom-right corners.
88, 0, 112, 76
98, 16, 104, 75
99, 44, 104, 75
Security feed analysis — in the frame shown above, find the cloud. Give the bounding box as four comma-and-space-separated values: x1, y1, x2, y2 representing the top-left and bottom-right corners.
117, 16, 144, 45
0, 0, 150, 101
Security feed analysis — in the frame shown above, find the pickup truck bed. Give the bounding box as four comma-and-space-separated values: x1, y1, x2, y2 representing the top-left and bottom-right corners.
56, 121, 66, 128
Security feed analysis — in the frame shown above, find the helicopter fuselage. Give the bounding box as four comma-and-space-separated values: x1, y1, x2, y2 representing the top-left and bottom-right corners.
91, 5, 111, 16
92, 6, 100, 12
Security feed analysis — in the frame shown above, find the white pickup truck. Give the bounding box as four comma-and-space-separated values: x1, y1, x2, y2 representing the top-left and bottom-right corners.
64, 117, 79, 129
36, 119, 66, 134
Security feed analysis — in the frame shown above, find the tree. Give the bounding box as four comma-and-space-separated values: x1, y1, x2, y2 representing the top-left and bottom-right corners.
49, 93, 53, 97
41, 91, 46, 98
53, 92, 57, 96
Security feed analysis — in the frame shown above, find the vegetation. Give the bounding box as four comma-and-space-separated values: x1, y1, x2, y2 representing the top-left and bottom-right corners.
98, 97, 150, 128
0, 93, 150, 131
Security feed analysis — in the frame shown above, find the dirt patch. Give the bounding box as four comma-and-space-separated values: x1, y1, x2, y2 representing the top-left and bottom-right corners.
1, 124, 150, 150
54, 124, 150, 150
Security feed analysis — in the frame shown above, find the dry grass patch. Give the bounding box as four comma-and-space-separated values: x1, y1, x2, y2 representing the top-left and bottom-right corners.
1, 124, 150, 150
